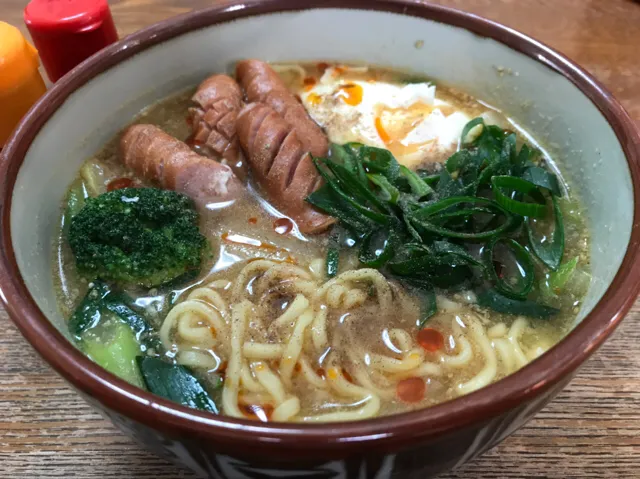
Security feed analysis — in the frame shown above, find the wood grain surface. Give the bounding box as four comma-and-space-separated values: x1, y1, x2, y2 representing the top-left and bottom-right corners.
1, 0, 639, 478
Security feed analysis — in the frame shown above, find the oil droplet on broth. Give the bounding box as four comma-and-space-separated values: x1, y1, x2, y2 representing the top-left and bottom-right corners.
273, 218, 294, 235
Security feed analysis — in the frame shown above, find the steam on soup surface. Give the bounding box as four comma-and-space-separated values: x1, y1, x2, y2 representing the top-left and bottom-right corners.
54, 61, 590, 422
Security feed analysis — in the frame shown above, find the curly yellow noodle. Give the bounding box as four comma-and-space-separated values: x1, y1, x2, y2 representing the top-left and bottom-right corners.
369, 348, 425, 373
240, 363, 265, 393
159, 256, 555, 422
222, 300, 252, 418
487, 322, 508, 339
186, 287, 228, 316
251, 361, 288, 404
346, 350, 395, 399
272, 397, 301, 422
230, 260, 278, 301
243, 342, 283, 360
160, 301, 225, 352
507, 318, 530, 368
456, 317, 498, 395
298, 356, 328, 390
308, 258, 325, 280
439, 317, 474, 368
492, 338, 516, 373
388, 328, 413, 352
279, 309, 315, 386
303, 359, 380, 421
253, 263, 312, 298
176, 350, 220, 370
271, 294, 310, 331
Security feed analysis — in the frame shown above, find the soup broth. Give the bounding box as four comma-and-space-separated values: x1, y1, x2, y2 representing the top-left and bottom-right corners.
54, 62, 590, 422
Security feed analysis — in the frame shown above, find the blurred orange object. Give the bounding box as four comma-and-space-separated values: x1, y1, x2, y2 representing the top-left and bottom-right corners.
0, 21, 47, 148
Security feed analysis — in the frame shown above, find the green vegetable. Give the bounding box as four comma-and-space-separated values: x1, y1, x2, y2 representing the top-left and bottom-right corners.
68, 280, 159, 389
548, 256, 578, 291
325, 248, 339, 278
406, 280, 438, 328
484, 237, 534, 299
491, 175, 547, 218
68, 281, 111, 337
137, 356, 219, 414
477, 289, 559, 319
526, 196, 565, 271
359, 229, 396, 268
69, 280, 159, 350
522, 166, 563, 197
400, 165, 433, 198
541, 256, 579, 299
82, 321, 145, 388
307, 117, 567, 321
325, 226, 342, 278
412, 196, 516, 240
460, 117, 484, 145
68, 187, 207, 288
64, 181, 87, 221
368, 174, 400, 204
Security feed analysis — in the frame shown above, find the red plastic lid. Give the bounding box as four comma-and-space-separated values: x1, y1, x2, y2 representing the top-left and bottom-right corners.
24, 0, 111, 33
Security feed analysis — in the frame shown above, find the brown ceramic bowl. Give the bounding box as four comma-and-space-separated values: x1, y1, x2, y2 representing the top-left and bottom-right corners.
1, 1, 639, 477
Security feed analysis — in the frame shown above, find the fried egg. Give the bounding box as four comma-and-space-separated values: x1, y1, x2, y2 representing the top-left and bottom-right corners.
298, 66, 471, 169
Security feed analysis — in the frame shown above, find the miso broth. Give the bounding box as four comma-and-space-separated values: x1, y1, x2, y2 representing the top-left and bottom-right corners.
53, 62, 590, 422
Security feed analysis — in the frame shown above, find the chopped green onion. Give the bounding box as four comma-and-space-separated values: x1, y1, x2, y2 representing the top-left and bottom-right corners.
368, 174, 400, 204
309, 133, 569, 326
400, 165, 433, 198
484, 237, 534, 299
526, 196, 565, 271
359, 228, 396, 268
477, 289, 559, 319
460, 117, 484, 145
548, 256, 578, 291
491, 175, 548, 218
306, 183, 374, 234
313, 158, 391, 225
319, 158, 390, 214
522, 166, 562, 197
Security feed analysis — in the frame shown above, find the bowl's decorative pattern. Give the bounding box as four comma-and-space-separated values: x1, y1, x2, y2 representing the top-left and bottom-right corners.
91, 375, 572, 478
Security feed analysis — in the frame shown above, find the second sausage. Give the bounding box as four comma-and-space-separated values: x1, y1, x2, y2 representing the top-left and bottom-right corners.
236, 59, 328, 159
236, 103, 334, 234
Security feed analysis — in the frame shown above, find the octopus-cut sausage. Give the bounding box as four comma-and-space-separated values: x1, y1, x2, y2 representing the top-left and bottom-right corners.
120, 124, 241, 205
189, 74, 244, 164
236, 59, 329, 158
236, 103, 334, 234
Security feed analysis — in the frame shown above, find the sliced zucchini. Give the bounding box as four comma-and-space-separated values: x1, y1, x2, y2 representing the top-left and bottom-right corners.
137, 356, 219, 414
82, 321, 145, 389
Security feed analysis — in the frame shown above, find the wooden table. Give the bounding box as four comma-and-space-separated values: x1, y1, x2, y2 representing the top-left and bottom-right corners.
2, 1, 639, 477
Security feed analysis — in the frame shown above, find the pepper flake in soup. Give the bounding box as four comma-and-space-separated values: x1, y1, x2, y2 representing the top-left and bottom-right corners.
53, 60, 591, 422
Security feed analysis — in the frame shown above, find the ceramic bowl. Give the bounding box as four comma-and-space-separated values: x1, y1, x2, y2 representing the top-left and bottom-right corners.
1, 1, 639, 478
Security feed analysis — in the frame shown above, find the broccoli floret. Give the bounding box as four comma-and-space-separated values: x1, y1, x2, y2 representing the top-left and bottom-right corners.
68, 187, 207, 287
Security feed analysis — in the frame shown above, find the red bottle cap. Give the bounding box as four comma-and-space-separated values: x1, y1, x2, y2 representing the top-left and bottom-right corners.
24, 0, 119, 82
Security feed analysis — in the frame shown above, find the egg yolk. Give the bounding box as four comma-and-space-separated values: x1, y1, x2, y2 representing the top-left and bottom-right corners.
336, 83, 363, 106
307, 92, 322, 106
374, 102, 438, 159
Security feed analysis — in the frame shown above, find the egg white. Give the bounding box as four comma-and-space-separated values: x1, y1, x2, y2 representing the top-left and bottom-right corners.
299, 66, 472, 169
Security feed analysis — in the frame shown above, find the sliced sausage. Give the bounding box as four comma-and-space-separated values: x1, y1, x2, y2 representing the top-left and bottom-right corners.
236, 60, 329, 158
236, 103, 334, 234
120, 124, 241, 205
189, 74, 244, 169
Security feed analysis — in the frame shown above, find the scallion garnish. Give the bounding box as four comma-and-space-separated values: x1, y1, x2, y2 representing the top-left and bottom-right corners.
307, 117, 565, 324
